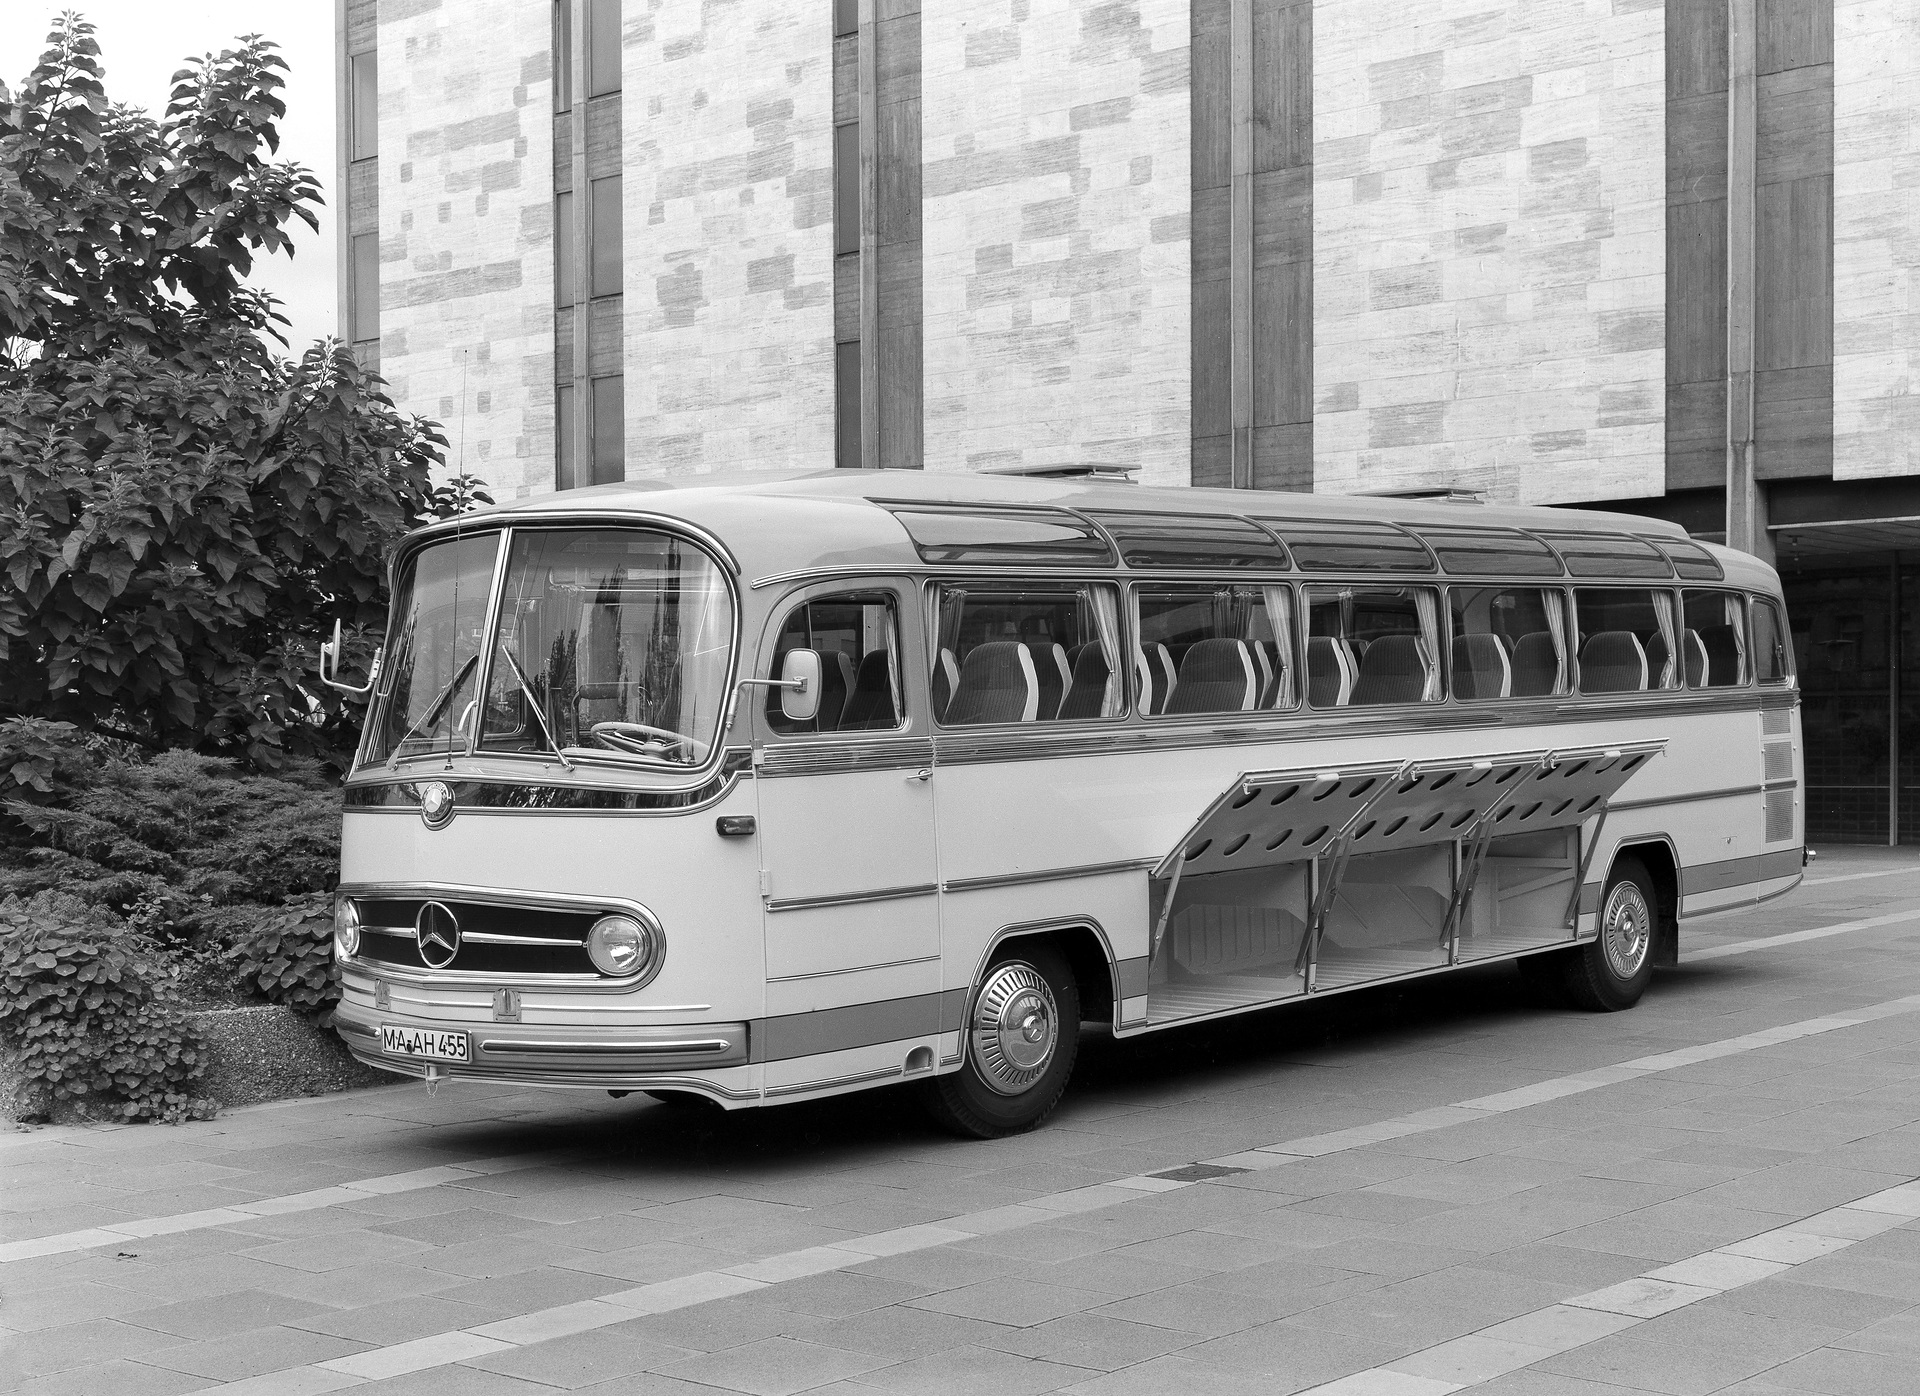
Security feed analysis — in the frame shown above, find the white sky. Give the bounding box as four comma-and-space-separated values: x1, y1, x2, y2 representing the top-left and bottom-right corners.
0, 2, 337, 349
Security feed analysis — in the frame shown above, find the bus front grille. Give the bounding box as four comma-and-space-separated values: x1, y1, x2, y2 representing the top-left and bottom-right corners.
353, 897, 603, 978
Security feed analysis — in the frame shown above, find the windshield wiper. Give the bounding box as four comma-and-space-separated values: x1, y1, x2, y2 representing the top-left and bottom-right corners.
498, 646, 575, 771
385, 653, 479, 770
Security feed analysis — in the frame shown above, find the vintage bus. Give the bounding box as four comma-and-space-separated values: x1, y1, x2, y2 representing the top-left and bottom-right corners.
323, 471, 1802, 1136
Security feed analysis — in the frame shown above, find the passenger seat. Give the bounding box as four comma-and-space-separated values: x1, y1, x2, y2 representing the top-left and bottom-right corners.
1509, 632, 1561, 696
943, 641, 1039, 725
1165, 639, 1259, 715
1451, 632, 1511, 700
839, 650, 897, 730
1057, 644, 1112, 720
1577, 631, 1648, 693
1351, 634, 1430, 706
1307, 636, 1356, 707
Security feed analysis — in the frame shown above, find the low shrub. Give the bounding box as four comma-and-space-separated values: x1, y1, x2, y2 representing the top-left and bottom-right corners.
231, 892, 338, 1020
0, 892, 216, 1123
0, 719, 340, 940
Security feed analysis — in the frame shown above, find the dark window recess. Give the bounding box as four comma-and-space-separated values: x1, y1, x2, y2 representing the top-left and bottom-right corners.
1081, 511, 1290, 570
590, 374, 623, 484
833, 123, 859, 256
586, 0, 621, 96
555, 382, 575, 489
349, 51, 378, 161
551, 0, 572, 112
588, 175, 620, 298
1646, 536, 1724, 580
834, 0, 858, 37
553, 191, 574, 307
835, 341, 860, 469
1751, 597, 1791, 683
768, 591, 901, 735
350, 232, 380, 343
1261, 520, 1434, 573
1536, 531, 1674, 579
888, 508, 1116, 567
1417, 526, 1562, 577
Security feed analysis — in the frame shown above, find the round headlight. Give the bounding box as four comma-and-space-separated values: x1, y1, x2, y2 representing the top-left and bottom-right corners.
587, 914, 655, 978
333, 895, 361, 958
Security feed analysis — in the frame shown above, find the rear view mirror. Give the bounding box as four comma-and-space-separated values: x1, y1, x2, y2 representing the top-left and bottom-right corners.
779, 649, 821, 723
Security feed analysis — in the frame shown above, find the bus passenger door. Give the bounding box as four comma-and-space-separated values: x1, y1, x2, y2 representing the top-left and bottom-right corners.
751, 587, 944, 1060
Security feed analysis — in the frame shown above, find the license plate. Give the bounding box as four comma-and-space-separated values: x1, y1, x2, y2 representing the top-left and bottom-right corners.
379, 1025, 470, 1063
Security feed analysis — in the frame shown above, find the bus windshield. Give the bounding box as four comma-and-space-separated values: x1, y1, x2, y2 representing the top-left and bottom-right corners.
477, 529, 733, 768
364, 527, 734, 771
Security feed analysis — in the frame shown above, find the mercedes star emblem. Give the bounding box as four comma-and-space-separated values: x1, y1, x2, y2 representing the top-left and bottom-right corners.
419, 780, 455, 829
415, 901, 461, 970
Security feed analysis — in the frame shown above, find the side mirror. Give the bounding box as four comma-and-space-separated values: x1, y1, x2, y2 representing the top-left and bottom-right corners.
779, 649, 821, 723
319, 618, 383, 696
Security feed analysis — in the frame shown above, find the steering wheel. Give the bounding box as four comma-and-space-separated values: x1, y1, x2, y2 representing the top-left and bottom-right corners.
588, 721, 710, 761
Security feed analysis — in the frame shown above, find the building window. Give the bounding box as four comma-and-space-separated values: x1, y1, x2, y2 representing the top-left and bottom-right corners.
591, 374, 624, 483
834, 0, 858, 38
589, 176, 620, 299
587, 0, 621, 98
350, 232, 379, 343
554, 191, 575, 307
556, 382, 575, 489
349, 51, 378, 162
833, 122, 859, 257
552, 0, 573, 113
835, 341, 860, 470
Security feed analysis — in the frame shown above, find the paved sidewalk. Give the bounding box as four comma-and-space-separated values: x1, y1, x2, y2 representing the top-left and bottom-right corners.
3, 847, 1918, 1395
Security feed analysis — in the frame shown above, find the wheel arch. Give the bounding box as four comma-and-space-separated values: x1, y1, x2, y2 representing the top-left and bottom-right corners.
1611, 835, 1680, 967
972, 916, 1117, 1028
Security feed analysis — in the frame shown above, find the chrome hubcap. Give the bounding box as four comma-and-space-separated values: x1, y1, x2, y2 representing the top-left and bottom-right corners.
971, 963, 1058, 1096
1601, 881, 1651, 980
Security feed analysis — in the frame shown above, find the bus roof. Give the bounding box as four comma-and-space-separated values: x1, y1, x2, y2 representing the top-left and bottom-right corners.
420, 469, 1777, 591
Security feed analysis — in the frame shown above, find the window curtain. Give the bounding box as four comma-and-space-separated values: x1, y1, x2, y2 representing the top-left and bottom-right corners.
1412, 588, 1442, 701
1082, 584, 1124, 716
1723, 593, 1748, 682
1129, 592, 1153, 715
1260, 585, 1297, 708
934, 586, 966, 665
883, 606, 901, 724
1650, 591, 1679, 688
1543, 590, 1570, 693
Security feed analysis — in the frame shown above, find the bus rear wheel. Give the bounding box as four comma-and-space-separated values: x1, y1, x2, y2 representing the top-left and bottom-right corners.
1526, 855, 1657, 1012
921, 944, 1079, 1139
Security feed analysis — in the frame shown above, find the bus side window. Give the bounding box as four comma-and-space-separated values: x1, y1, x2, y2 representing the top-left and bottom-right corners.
1573, 588, 1681, 693
1447, 587, 1569, 699
1751, 597, 1791, 684
766, 591, 901, 735
1681, 590, 1749, 687
1134, 584, 1298, 716
932, 583, 1124, 724
1304, 584, 1442, 707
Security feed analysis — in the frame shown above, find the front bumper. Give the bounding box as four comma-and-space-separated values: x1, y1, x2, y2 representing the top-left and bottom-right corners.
333, 998, 753, 1095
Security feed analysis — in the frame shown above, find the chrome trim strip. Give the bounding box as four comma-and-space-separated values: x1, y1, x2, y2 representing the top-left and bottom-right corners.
757, 736, 937, 779
940, 858, 1156, 894
347, 1053, 762, 1100
463, 931, 586, 947
478, 1038, 734, 1055
766, 954, 941, 984
1611, 783, 1764, 812
764, 883, 940, 913
764, 1065, 905, 1097
1679, 873, 1803, 920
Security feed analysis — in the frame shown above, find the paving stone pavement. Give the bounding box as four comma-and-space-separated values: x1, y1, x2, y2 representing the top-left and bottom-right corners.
4, 847, 1919, 1395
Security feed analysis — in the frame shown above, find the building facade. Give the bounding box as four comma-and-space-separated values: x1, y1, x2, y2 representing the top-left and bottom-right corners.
336, 0, 1920, 844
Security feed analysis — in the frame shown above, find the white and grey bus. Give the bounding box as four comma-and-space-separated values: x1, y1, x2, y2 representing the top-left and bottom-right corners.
324, 471, 1802, 1135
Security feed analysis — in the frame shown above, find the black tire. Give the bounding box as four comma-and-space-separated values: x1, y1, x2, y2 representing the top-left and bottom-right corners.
921, 943, 1080, 1139
1562, 854, 1658, 1011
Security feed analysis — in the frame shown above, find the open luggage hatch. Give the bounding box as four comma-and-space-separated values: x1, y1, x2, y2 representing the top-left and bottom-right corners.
1145, 741, 1664, 1023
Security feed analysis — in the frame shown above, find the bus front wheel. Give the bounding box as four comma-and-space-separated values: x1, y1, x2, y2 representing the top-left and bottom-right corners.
1527, 855, 1657, 1012
921, 944, 1080, 1139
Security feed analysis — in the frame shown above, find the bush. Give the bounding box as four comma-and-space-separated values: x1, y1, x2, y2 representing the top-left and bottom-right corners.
0, 720, 341, 939
0, 892, 216, 1123
231, 892, 338, 1020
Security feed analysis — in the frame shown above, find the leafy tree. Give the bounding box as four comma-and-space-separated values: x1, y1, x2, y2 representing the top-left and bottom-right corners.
0, 15, 485, 770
